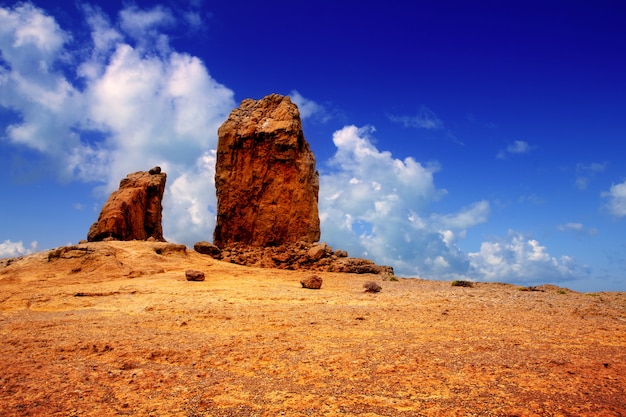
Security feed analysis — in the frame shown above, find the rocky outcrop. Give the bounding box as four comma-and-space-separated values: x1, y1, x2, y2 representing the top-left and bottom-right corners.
197, 241, 394, 275
213, 94, 320, 248
88, 167, 166, 242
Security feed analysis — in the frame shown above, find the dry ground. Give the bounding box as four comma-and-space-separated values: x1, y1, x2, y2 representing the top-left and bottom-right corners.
1, 241, 625, 416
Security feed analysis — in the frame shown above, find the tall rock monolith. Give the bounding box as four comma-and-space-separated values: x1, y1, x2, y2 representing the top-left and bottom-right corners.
213, 94, 320, 248
87, 167, 167, 242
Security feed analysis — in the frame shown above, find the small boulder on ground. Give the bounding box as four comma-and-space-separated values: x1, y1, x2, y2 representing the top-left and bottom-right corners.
300, 274, 323, 289
185, 270, 205, 282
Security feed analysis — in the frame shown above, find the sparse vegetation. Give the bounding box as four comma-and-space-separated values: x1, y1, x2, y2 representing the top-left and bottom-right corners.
381, 273, 397, 281
451, 280, 474, 288
364, 281, 382, 293
519, 286, 544, 292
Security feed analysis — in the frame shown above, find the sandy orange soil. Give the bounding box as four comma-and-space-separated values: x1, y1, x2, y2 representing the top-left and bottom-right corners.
1, 241, 625, 416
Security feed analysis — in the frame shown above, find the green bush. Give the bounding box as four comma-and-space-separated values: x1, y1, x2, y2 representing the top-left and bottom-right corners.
451, 280, 474, 288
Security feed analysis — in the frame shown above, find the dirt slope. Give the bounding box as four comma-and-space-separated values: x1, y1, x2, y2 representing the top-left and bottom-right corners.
1, 241, 625, 416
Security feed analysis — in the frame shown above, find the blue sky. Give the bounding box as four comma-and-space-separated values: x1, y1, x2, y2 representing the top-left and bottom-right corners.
1, 0, 625, 291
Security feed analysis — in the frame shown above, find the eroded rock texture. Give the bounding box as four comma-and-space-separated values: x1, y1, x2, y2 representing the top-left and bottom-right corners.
201, 241, 395, 276
87, 167, 166, 242
214, 94, 320, 248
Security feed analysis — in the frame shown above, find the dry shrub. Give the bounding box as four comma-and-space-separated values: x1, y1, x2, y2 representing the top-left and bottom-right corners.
451, 280, 473, 288
364, 281, 382, 293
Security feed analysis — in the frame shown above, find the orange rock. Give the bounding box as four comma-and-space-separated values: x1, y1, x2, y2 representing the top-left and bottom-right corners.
87, 167, 166, 242
214, 94, 320, 248
300, 274, 323, 289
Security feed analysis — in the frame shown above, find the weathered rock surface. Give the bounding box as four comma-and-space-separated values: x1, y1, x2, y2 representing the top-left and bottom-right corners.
185, 270, 205, 281
213, 94, 320, 248
193, 241, 222, 258
300, 274, 323, 289
201, 241, 394, 275
88, 168, 166, 242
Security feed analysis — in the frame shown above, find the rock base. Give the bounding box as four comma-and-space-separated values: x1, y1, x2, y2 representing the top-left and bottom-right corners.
194, 241, 393, 275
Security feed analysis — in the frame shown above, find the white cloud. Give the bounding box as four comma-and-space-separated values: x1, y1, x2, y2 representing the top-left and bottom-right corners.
558, 222, 583, 232
0, 3, 67, 62
119, 5, 175, 47
319, 125, 485, 278
0, 3, 83, 162
163, 151, 218, 244
388, 106, 443, 130
0, 240, 37, 258
602, 180, 626, 218
430, 200, 490, 230
0, 3, 235, 247
183, 11, 203, 30
557, 222, 598, 237
497, 140, 532, 159
289, 90, 330, 122
468, 232, 589, 284
319, 127, 589, 284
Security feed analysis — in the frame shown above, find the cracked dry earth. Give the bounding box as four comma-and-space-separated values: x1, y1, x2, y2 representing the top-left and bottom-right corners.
1, 241, 625, 416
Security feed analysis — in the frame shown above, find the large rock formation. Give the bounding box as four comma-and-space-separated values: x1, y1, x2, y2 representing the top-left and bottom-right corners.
213, 94, 320, 248
87, 167, 167, 242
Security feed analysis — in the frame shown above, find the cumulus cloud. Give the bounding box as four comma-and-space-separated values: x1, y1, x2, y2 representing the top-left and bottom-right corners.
319, 125, 487, 278
0, 240, 37, 258
468, 232, 589, 284
118, 4, 175, 51
602, 180, 626, 218
163, 150, 218, 243
0, 3, 234, 246
0, 3, 82, 163
388, 106, 444, 130
497, 140, 532, 159
317, 124, 588, 284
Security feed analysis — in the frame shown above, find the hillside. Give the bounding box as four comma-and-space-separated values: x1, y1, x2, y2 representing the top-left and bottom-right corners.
1, 241, 625, 416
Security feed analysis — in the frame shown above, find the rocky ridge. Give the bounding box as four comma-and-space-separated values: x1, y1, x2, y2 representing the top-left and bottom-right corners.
194, 241, 394, 275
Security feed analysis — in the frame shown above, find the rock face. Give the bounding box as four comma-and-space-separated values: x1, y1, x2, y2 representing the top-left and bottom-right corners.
88, 168, 167, 242
213, 94, 320, 248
